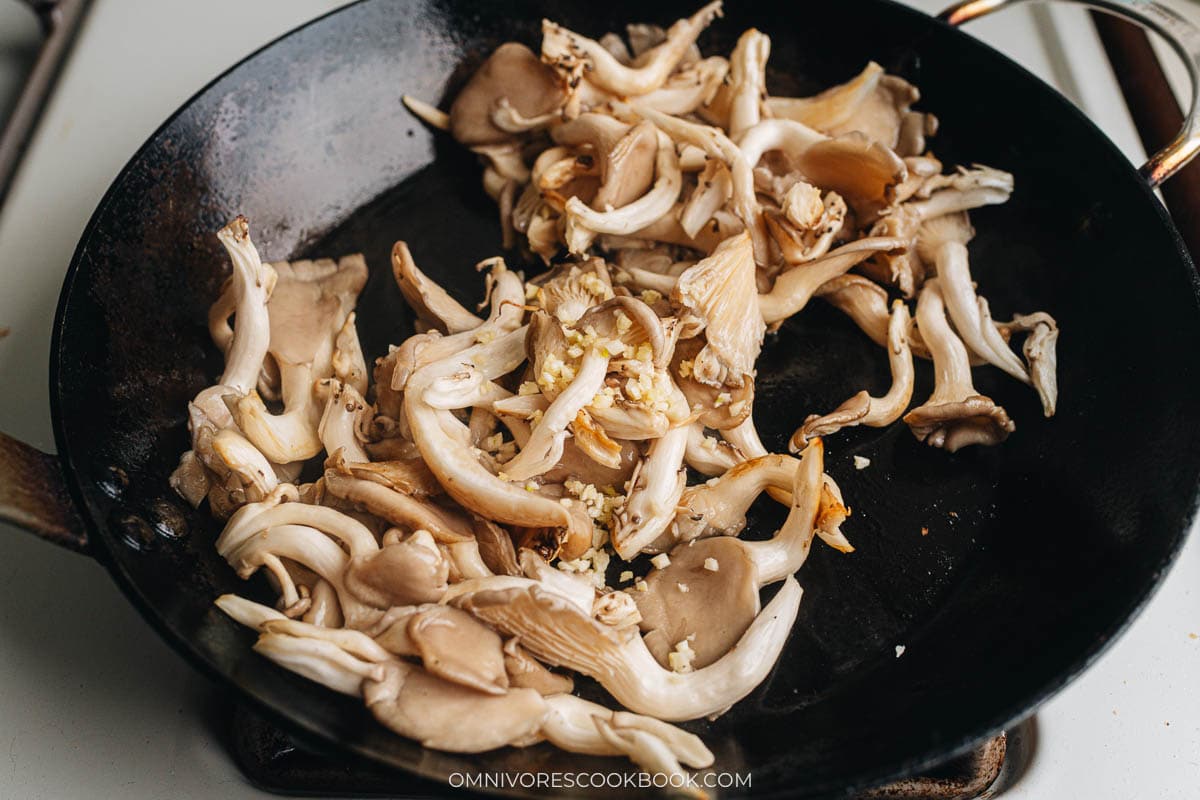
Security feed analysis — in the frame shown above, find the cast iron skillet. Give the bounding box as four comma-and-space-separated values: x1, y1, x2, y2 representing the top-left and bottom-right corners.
3, 0, 1200, 796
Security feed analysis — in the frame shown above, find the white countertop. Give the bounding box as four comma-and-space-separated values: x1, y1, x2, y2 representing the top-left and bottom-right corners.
0, 1, 1196, 798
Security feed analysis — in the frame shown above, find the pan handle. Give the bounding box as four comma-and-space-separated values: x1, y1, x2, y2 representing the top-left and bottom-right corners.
0, 431, 88, 553
938, 0, 1200, 186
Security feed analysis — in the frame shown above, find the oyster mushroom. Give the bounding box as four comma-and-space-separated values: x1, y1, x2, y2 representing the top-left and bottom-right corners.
391, 241, 483, 334
762, 184, 847, 264
790, 299, 914, 447
532, 257, 615, 325
590, 121, 660, 218
737, 118, 907, 216
766, 62, 884, 132
455, 574, 802, 721
628, 56, 729, 117
635, 536, 762, 669
504, 638, 575, 695
213, 216, 278, 395
541, 1, 723, 98
611, 422, 689, 558
233, 253, 368, 464
672, 338, 753, 431
564, 127, 682, 254
903, 280, 1015, 451
727, 28, 770, 139
543, 694, 713, 794
999, 310, 1059, 416
390, 258, 527, 392
448, 42, 565, 147
757, 236, 908, 324
365, 661, 548, 753
505, 298, 664, 481
670, 454, 797, 544
255, 631, 387, 696
405, 604, 509, 694
343, 528, 450, 608
684, 422, 742, 476
680, 158, 733, 239
221, 523, 379, 628
917, 213, 1028, 382
673, 231, 764, 387
316, 379, 370, 463
321, 466, 474, 543
864, 166, 1014, 297
630, 105, 769, 264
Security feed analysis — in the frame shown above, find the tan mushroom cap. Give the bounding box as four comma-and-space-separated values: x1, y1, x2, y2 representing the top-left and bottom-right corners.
391, 241, 483, 335
407, 604, 509, 695
344, 530, 449, 607
364, 662, 547, 753
671, 336, 753, 431
634, 536, 760, 669
672, 231, 764, 388
265, 254, 368, 367
449, 42, 565, 147
503, 637, 575, 695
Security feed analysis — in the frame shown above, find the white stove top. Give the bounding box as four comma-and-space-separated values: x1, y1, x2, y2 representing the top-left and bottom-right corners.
0, 2, 1196, 797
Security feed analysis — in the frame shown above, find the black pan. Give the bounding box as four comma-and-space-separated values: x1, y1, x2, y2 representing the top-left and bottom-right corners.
3, 0, 1199, 797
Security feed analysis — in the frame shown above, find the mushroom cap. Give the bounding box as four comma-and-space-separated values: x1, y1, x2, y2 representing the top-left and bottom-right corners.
796, 131, 907, 215
266, 254, 368, 366
503, 638, 575, 695
671, 336, 753, 430
344, 531, 449, 607
903, 395, 1015, 452
449, 42, 565, 147
576, 295, 667, 361
407, 604, 510, 694
593, 120, 659, 211
672, 231, 764, 387
634, 536, 760, 669
391, 241, 483, 334
364, 662, 548, 753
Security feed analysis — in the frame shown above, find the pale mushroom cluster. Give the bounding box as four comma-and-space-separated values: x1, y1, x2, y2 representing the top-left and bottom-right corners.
405, 0, 1059, 453
171, 3, 1061, 791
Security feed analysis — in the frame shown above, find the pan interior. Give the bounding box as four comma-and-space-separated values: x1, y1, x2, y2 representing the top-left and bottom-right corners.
51, 1, 1200, 797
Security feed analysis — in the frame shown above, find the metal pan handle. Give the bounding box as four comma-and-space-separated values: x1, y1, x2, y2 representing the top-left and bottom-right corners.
939, 0, 1200, 186
0, 431, 88, 553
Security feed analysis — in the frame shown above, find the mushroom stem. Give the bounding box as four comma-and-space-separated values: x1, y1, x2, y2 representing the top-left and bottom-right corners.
743, 438, 825, 583
791, 299, 915, 447
254, 632, 386, 696
564, 129, 682, 252
501, 349, 610, 481
920, 215, 1028, 382
215, 216, 276, 395
612, 423, 689, 558
542, 1, 723, 98
458, 577, 803, 721
629, 105, 769, 264
727, 28, 770, 139
217, 499, 380, 560
758, 236, 907, 324
317, 379, 370, 463
902, 281, 1015, 451
670, 454, 797, 546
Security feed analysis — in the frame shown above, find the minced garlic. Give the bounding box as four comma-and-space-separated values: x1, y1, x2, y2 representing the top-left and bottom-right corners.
668, 638, 696, 674
703, 557, 719, 572
650, 553, 671, 569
